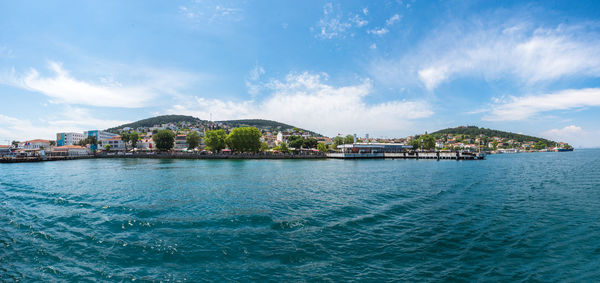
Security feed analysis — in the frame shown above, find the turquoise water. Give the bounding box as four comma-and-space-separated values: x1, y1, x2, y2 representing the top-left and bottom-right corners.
1, 150, 600, 281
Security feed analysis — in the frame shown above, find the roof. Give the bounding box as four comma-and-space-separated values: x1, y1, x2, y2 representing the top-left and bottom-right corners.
337, 143, 413, 149
54, 145, 87, 150
26, 139, 51, 143
0, 145, 10, 148
105, 136, 122, 141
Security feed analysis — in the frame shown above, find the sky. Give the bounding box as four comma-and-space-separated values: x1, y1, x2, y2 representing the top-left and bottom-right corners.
1, 0, 599, 148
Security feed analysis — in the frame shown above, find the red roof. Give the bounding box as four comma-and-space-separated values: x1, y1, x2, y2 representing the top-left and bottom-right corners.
0, 145, 10, 148
54, 145, 87, 150
26, 139, 50, 143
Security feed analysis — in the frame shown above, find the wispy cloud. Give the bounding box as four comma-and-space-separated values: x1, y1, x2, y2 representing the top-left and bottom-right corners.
367, 27, 389, 36
386, 14, 402, 26
483, 88, 600, 121
370, 16, 600, 90
1, 61, 200, 108
179, 0, 243, 24
169, 72, 433, 136
315, 3, 369, 39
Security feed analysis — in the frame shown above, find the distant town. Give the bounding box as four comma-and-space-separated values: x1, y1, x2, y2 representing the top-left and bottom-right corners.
0, 115, 573, 161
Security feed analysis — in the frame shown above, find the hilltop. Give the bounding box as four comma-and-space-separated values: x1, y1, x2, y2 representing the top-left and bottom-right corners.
430, 126, 556, 146
216, 119, 321, 136
106, 115, 320, 136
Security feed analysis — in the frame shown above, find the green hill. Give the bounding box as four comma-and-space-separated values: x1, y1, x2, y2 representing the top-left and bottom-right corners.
106, 115, 203, 133
216, 119, 321, 136
106, 115, 321, 136
431, 126, 556, 146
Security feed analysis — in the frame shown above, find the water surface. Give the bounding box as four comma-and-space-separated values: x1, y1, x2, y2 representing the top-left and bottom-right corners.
1, 150, 600, 281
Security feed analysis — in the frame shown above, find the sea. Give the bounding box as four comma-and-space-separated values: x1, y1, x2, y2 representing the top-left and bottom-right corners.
1, 149, 599, 281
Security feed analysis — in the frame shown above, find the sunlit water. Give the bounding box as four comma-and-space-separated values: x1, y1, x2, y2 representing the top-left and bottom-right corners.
1, 150, 600, 281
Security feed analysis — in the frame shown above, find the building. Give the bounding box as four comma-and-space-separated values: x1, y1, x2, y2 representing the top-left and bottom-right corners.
99, 136, 125, 151
84, 130, 118, 141
56, 132, 86, 146
52, 145, 91, 156
0, 145, 15, 158
84, 130, 118, 150
175, 134, 189, 150
23, 139, 51, 150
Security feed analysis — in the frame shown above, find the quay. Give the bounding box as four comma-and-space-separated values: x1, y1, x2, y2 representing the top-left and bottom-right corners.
327, 143, 485, 160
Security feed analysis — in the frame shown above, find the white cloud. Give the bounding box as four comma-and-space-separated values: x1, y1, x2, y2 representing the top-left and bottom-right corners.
0, 45, 14, 58
386, 14, 402, 26
315, 3, 369, 39
1, 61, 198, 108
0, 107, 128, 142
368, 27, 389, 36
168, 72, 433, 136
179, 1, 243, 24
370, 43, 377, 49
350, 14, 368, 28
362, 7, 368, 15
542, 125, 600, 148
370, 18, 600, 90
483, 88, 600, 121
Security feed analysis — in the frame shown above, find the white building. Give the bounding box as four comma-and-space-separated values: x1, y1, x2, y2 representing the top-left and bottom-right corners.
84, 130, 118, 141
56, 132, 86, 146
99, 136, 125, 151
53, 145, 91, 156
23, 139, 51, 150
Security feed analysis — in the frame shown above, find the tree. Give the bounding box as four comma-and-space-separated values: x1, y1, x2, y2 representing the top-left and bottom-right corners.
260, 142, 269, 152
129, 132, 139, 149
287, 135, 304, 149
152, 130, 175, 151
344, 134, 355, 144
303, 138, 318, 149
204, 129, 227, 152
225, 127, 262, 153
11, 140, 19, 148
186, 131, 201, 150
121, 132, 130, 151
421, 134, 435, 150
492, 140, 498, 150
275, 142, 289, 153
105, 144, 112, 152
49, 140, 56, 146
535, 141, 547, 150
332, 136, 345, 148
409, 139, 420, 150
317, 143, 328, 152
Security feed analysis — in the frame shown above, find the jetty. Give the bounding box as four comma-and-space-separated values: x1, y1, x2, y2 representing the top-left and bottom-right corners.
327, 143, 485, 160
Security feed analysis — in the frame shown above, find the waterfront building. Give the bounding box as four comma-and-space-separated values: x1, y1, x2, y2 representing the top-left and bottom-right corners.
56, 132, 86, 146
99, 136, 125, 151
23, 139, 51, 150
52, 145, 91, 156
84, 130, 118, 141
175, 134, 189, 150
84, 130, 118, 150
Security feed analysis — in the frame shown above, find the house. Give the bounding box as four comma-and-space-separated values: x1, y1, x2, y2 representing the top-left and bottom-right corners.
137, 137, 155, 150
0, 145, 15, 158
23, 139, 51, 150
52, 145, 91, 156
99, 136, 125, 151
174, 134, 189, 150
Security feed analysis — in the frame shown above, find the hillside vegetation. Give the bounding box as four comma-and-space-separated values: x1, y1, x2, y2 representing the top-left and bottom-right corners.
431, 126, 556, 145
106, 115, 320, 136
106, 115, 203, 133
217, 119, 321, 136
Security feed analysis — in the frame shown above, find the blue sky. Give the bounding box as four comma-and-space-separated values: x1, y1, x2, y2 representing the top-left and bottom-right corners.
1, 0, 599, 147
